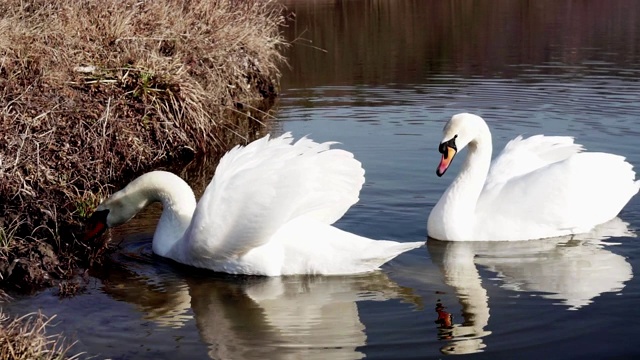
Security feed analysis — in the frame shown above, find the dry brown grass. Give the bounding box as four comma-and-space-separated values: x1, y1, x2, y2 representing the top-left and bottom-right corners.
0, 0, 285, 291
0, 310, 80, 360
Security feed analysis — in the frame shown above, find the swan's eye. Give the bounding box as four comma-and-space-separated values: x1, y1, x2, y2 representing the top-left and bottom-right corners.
439, 136, 458, 157
439, 142, 448, 154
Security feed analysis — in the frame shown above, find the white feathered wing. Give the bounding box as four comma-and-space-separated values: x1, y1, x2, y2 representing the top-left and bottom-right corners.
476, 135, 639, 240
175, 133, 421, 275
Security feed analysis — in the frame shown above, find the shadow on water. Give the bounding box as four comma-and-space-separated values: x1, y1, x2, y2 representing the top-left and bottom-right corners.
425, 217, 634, 355
91, 214, 635, 358
94, 239, 423, 360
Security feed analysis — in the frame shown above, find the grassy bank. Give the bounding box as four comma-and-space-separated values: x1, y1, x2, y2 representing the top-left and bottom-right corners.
0, 310, 79, 360
0, 0, 286, 292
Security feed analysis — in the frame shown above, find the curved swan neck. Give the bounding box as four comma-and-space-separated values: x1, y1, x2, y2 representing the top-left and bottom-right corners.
447, 138, 492, 208
455, 135, 493, 195
119, 171, 197, 256
432, 125, 492, 240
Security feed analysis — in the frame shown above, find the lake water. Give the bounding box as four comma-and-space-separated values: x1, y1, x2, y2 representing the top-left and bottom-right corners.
5, 1, 640, 359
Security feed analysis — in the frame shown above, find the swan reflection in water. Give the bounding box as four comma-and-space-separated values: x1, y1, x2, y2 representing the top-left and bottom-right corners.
99, 249, 421, 360
427, 217, 635, 355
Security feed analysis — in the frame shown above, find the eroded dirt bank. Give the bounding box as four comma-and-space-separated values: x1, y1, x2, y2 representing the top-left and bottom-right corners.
0, 0, 286, 294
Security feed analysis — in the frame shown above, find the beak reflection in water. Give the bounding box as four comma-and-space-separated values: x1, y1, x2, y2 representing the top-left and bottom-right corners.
427, 218, 634, 355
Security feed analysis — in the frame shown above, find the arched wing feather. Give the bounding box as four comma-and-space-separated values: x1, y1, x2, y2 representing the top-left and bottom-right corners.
484, 135, 583, 192
182, 133, 365, 261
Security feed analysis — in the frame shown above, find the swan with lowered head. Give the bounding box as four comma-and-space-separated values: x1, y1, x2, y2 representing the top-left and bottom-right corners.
85, 133, 423, 275
427, 113, 640, 241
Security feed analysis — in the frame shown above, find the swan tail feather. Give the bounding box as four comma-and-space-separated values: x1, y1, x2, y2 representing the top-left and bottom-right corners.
360, 241, 424, 268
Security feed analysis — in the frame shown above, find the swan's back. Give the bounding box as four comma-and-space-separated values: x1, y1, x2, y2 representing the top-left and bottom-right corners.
477, 150, 639, 240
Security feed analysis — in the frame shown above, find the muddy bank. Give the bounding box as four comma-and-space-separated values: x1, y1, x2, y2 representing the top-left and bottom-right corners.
0, 0, 286, 294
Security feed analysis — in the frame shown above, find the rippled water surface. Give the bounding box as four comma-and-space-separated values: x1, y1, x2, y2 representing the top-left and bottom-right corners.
6, 1, 640, 359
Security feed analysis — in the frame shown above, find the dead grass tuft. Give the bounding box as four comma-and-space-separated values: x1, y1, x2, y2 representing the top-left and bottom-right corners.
0, 0, 285, 291
0, 310, 81, 360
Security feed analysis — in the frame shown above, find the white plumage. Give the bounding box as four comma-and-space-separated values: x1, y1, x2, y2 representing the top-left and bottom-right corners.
92, 133, 423, 275
427, 113, 640, 241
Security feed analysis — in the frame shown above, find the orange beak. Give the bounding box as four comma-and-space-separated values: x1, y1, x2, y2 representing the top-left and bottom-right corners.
83, 209, 109, 242
436, 145, 457, 177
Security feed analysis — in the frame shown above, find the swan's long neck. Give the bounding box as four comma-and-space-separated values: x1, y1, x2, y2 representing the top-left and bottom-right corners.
449, 138, 492, 205
119, 171, 197, 256
435, 129, 492, 239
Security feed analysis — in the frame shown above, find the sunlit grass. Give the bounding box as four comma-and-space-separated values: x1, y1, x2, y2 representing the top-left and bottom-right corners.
0, 0, 285, 289
72, 187, 109, 220
0, 310, 82, 360
0, 219, 23, 258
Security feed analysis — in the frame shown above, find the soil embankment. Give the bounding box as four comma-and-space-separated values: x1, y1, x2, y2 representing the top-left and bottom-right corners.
0, 0, 286, 294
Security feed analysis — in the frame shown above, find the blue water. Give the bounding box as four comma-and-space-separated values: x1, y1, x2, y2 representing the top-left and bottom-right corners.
5, 1, 640, 359
274, 80, 640, 359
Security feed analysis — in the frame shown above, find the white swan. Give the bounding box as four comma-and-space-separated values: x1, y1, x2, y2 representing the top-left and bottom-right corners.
427, 113, 640, 241
85, 133, 424, 275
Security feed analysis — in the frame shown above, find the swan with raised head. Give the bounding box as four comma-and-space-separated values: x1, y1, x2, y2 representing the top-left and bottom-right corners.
427, 113, 640, 241
85, 133, 424, 275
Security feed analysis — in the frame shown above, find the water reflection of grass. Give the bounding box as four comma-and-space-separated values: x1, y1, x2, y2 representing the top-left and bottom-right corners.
281, 0, 640, 86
